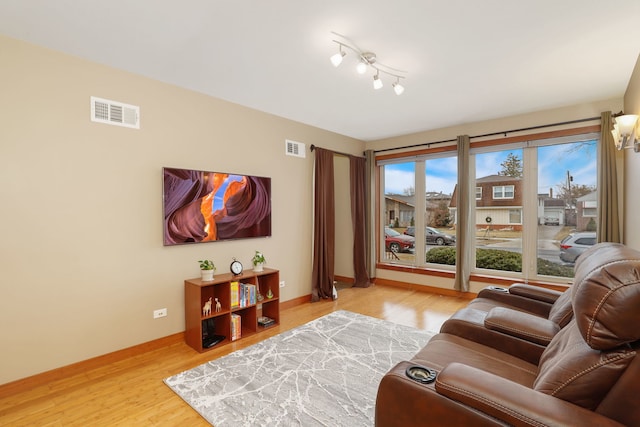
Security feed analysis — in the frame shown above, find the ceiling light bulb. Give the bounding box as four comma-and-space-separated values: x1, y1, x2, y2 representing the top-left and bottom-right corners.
393, 81, 405, 95
330, 50, 345, 67
356, 61, 368, 74
373, 73, 383, 90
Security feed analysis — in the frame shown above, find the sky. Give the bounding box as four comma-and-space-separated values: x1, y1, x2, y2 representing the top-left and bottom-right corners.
212, 174, 244, 211
384, 139, 598, 196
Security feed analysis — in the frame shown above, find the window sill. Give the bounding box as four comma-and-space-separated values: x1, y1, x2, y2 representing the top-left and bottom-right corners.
376, 262, 455, 278
376, 262, 570, 292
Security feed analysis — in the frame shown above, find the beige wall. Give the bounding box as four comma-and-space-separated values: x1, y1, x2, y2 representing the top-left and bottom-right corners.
0, 35, 362, 385
367, 98, 625, 293
624, 55, 640, 248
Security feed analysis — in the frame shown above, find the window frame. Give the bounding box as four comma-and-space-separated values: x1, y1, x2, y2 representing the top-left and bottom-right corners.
377, 147, 458, 270
508, 209, 522, 224
492, 185, 515, 200
375, 125, 601, 287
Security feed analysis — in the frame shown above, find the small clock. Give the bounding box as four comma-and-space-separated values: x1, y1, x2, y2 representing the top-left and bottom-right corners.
230, 258, 243, 276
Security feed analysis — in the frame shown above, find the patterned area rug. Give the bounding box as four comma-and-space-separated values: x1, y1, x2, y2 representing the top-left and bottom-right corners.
164, 310, 434, 426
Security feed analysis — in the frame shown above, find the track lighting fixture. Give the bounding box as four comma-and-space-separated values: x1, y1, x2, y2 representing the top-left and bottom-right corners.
356, 60, 368, 75
373, 72, 383, 90
393, 78, 405, 95
330, 45, 345, 67
329, 32, 407, 95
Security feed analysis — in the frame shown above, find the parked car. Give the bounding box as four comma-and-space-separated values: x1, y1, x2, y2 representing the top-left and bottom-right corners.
385, 227, 415, 253
544, 216, 560, 225
404, 226, 456, 246
559, 231, 597, 263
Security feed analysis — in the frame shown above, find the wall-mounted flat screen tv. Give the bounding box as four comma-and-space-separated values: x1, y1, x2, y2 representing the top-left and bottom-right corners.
163, 167, 271, 246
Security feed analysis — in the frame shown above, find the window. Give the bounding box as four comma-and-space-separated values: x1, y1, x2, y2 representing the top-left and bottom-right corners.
575, 236, 596, 245
400, 210, 413, 224
493, 185, 514, 199
582, 200, 597, 217
509, 209, 521, 224
471, 136, 598, 280
379, 152, 457, 267
536, 138, 598, 278
382, 162, 416, 264
474, 148, 523, 274
424, 155, 457, 266
377, 130, 599, 284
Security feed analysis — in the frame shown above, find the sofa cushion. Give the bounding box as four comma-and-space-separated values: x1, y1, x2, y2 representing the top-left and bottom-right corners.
571, 243, 640, 350
533, 322, 635, 410
484, 307, 559, 346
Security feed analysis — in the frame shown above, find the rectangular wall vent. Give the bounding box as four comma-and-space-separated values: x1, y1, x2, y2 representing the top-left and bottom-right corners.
285, 139, 305, 158
91, 96, 140, 129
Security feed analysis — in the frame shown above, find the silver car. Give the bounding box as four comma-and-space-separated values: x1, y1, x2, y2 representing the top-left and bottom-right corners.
559, 232, 596, 263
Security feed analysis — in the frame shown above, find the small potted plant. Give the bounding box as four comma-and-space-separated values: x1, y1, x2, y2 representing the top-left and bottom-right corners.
252, 251, 266, 272
198, 259, 216, 281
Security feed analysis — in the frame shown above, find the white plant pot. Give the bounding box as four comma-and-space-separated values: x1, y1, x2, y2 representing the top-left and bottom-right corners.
253, 263, 264, 272
201, 269, 215, 281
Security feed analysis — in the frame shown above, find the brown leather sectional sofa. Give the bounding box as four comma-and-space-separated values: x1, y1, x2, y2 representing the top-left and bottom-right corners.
375, 242, 640, 426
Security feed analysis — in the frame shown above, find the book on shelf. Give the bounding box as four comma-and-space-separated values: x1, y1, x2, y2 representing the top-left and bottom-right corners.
232, 282, 257, 308
231, 313, 241, 341
243, 283, 256, 306
258, 316, 275, 327
230, 281, 240, 308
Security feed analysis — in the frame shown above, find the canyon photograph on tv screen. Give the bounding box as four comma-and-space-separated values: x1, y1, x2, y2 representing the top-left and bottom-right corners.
163, 167, 271, 246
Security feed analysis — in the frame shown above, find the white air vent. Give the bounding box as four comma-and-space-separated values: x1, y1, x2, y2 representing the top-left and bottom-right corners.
285, 139, 305, 158
91, 96, 140, 129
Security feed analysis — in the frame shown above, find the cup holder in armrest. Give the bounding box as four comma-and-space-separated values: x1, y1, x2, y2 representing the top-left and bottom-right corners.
487, 286, 509, 292
405, 365, 437, 384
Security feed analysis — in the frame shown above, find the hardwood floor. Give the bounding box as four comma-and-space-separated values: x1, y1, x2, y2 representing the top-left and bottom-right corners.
0, 284, 470, 426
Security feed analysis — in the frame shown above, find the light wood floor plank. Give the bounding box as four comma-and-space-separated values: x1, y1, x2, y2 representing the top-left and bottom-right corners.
0, 284, 469, 426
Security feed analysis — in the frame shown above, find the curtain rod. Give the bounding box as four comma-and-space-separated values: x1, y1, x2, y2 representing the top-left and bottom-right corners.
310, 144, 362, 158
373, 115, 602, 154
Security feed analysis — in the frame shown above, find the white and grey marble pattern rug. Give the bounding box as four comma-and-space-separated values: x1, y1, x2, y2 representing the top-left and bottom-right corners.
164, 310, 434, 427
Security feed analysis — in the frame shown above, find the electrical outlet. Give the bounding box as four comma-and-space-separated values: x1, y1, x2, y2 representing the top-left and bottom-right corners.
153, 308, 167, 319
279, 280, 285, 288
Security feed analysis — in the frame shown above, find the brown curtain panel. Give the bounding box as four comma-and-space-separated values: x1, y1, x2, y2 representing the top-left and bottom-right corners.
350, 156, 371, 287
311, 147, 335, 301
597, 111, 621, 243
454, 135, 471, 292
364, 149, 376, 279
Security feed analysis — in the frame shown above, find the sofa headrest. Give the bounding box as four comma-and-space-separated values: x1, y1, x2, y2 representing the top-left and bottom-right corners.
571, 243, 640, 350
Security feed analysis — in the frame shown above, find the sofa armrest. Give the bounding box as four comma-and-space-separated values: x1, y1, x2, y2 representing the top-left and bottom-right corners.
484, 307, 560, 346
441, 309, 546, 364
376, 361, 512, 427
435, 363, 625, 427
469, 285, 553, 317
507, 283, 563, 304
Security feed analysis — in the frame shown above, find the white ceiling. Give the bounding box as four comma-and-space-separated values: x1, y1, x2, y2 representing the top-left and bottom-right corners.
1, 0, 639, 141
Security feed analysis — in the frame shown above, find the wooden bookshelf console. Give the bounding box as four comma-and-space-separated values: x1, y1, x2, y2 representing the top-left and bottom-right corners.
184, 268, 280, 352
